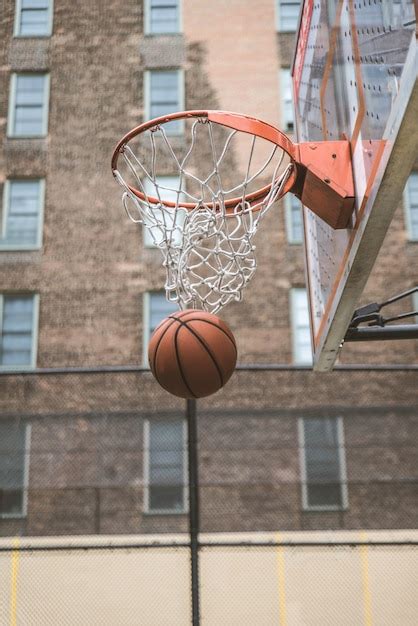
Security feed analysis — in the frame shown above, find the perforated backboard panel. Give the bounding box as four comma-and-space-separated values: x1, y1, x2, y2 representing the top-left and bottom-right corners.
293, 0, 418, 370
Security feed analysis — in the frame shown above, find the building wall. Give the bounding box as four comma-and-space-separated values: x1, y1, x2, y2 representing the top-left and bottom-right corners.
0, 369, 417, 536
1, 0, 417, 366
1, 0, 147, 367
0, 0, 417, 538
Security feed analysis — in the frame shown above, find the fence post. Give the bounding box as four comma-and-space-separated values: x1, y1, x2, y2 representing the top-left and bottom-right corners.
187, 398, 200, 626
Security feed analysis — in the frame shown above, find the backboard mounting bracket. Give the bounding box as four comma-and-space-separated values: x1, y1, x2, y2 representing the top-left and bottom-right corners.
293, 140, 356, 229
345, 287, 418, 341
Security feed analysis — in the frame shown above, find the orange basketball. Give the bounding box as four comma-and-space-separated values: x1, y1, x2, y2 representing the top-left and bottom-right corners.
148, 310, 237, 399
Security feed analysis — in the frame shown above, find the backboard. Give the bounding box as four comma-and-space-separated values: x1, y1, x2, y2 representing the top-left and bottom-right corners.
292, 0, 418, 370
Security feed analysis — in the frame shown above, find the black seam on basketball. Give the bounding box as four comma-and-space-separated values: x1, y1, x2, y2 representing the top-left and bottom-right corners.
179, 318, 237, 356
151, 317, 178, 387
176, 323, 225, 387
172, 317, 237, 357
167, 311, 196, 321
174, 324, 198, 399
153, 312, 182, 334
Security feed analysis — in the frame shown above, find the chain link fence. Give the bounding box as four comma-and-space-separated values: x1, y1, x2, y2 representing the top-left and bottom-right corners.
0, 537, 417, 625
0, 366, 417, 624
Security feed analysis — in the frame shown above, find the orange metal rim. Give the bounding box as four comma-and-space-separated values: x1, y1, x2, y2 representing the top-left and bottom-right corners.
111, 110, 298, 212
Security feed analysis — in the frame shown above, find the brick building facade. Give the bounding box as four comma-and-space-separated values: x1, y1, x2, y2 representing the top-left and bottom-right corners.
0, 0, 417, 537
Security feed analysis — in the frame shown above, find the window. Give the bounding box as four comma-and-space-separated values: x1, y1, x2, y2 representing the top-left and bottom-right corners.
8, 73, 50, 137
14, 0, 53, 37
142, 176, 185, 247
276, 0, 301, 31
404, 172, 418, 240
144, 419, 187, 513
285, 193, 303, 243
0, 294, 39, 368
143, 291, 178, 363
145, 70, 184, 134
145, 0, 180, 34
280, 68, 294, 132
299, 417, 348, 510
1, 180, 44, 249
0, 422, 30, 517
413, 289, 418, 324
290, 288, 312, 364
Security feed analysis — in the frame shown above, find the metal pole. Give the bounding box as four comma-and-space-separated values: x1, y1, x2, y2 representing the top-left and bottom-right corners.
345, 324, 418, 341
186, 398, 200, 626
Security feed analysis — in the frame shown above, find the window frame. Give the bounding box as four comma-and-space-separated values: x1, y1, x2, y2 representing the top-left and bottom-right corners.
298, 416, 348, 512
7, 73, 51, 138
0, 293, 39, 370
280, 67, 294, 133
0, 422, 31, 519
1, 179, 45, 250
142, 291, 179, 365
14, 0, 54, 38
143, 69, 185, 135
143, 418, 188, 515
403, 172, 418, 241
285, 194, 303, 244
290, 288, 312, 365
275, 0, 301, 33
144, 0, 181, 35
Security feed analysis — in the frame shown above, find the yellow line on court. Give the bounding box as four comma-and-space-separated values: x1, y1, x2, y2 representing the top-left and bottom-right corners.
9, 537, 20, 626
359, 531, 373, 626
275, 532, 288, 626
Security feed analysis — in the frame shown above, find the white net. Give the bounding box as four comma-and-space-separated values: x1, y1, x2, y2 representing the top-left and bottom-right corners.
114, 116, 294, 313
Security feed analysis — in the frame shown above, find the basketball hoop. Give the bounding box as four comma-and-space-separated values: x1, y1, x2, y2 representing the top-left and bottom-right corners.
112, 110, 354, 313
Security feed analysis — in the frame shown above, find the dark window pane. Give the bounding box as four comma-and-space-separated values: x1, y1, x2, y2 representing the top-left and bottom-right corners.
304, 418, 338, 446
303, 418, 345, 508
305, 444, 340, 484
148, 420, 185, 511
0, 422, 27, 515
0, 489, 24, 516
307, 483, 343, 508
149, 486, 184, 511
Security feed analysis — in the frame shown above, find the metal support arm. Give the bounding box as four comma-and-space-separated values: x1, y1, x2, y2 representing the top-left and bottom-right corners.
345, 324, 418, 342
345, 287, 418, 342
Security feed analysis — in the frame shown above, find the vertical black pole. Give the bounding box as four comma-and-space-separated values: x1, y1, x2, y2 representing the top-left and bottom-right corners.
186, 398, 200, 626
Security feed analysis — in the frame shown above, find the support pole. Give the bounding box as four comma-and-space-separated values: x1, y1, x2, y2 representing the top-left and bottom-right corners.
345, 325, 418, 342
186, 398, 200, 626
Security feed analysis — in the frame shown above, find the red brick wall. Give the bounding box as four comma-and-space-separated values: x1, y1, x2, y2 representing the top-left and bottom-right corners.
0, 1, 417, 537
